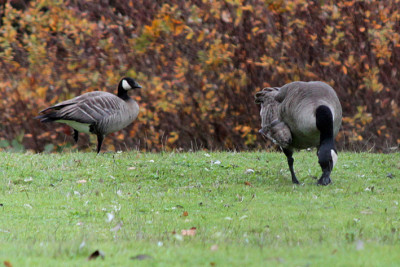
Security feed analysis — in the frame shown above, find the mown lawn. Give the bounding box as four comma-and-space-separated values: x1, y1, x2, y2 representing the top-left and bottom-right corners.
0, 150, 399, 266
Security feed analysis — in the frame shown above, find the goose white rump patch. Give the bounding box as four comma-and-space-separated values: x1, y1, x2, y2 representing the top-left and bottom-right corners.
331, 149, 338, 168
58, 120, 91, 134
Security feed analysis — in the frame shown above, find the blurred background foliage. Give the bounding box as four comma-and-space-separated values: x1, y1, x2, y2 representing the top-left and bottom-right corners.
0, 0, 399, 152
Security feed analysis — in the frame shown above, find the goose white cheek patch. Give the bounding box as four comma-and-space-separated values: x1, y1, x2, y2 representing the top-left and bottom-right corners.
122, 80, 131, 90
331, 149, 338, 168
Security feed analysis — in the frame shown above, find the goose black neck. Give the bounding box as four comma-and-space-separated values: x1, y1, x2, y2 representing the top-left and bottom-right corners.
117, 83, 130, 101
316, 105, 335, 147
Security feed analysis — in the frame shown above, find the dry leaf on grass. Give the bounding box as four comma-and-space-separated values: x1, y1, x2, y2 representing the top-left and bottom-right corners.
182, 211, 188, 216
4, 261, 12, 267
356, 240, 364, 251
174, 234, 184, 241
130, 254, 153, 261
244, 181, 252, 186
24, 177, 33, 182
87, 250, 105, 260
110, 222, 123, 232
244, 169, 255, 174
106, 213, 114, 223
181, 227, 197, 236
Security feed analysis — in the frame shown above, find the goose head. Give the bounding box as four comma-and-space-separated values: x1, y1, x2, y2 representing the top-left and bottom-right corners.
121, 77, 142, 90
118, 77, 142, 99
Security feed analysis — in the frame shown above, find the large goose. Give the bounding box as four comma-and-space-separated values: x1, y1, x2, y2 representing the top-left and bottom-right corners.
255, 81, 342, 185
36, 77, 142, 153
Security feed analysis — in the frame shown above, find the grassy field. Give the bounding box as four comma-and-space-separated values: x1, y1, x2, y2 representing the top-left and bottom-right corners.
0, 150, 399, 266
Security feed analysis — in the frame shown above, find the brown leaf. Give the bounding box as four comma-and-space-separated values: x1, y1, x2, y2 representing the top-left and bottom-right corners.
182, 211, 188, 216
87, 250, 105, 261
4, 261, 12, 267
244, 181, 252, 186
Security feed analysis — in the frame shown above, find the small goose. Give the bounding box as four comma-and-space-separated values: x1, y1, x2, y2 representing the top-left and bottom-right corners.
36, 77, 142, 153
255, 81, 342, 185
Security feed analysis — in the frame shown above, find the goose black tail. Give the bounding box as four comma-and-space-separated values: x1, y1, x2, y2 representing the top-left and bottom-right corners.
315, 105, 334, 142
34, 113, 59, 123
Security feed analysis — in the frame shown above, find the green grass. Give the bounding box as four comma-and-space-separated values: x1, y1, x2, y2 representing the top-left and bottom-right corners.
0, 150, 399, 266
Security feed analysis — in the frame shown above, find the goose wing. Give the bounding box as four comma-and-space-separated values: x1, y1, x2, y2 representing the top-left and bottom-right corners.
255, 87, 292, 148
46, 92, 126, 124
39, 92, 107, 113
255, 87, 280, 128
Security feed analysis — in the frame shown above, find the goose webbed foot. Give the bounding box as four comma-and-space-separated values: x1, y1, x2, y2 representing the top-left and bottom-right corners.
283, 148, 300, 184
291, 175, 300, 184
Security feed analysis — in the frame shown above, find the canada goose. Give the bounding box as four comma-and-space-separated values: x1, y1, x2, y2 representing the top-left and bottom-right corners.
36, 77, 142, 153
255, 81, 342, 185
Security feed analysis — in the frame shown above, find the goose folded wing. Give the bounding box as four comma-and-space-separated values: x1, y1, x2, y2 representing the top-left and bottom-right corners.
55, 93, 125, 124
39, 91, 108, 113
256, 89, 280, 127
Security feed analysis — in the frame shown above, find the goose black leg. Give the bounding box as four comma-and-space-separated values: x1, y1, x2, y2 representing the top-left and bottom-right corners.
282, 148, 299, 184
73, 129, 79, 143
96, 134, 104, 154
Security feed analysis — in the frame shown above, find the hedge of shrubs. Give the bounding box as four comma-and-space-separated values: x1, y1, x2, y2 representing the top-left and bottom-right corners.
0, 0, 399, 152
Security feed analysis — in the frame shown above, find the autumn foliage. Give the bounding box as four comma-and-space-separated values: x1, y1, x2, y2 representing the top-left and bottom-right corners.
0, 0, 399, 152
